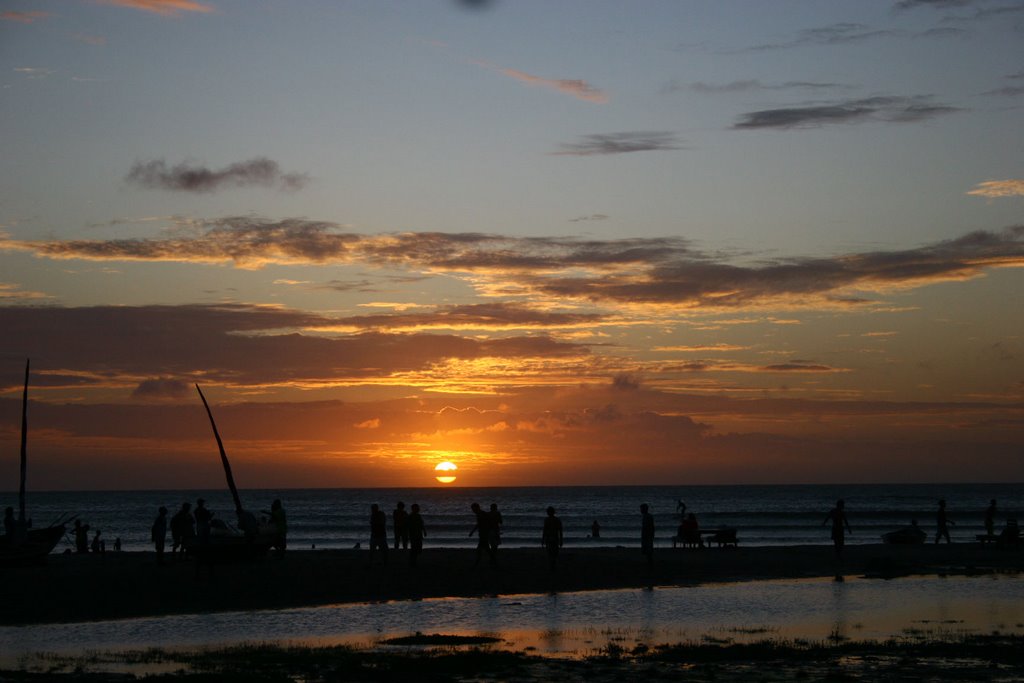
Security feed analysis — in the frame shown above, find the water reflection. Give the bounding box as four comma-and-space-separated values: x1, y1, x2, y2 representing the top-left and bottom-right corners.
2, 574, 1022, 665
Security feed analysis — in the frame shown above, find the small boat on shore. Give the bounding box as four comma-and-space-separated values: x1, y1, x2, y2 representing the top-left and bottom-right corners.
190, 385, 277, 562
881, 522, 926, 545
0, 360, 69, 565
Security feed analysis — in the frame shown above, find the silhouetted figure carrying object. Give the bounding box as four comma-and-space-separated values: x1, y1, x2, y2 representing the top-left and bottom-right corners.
935, 499, 955, 544
542, 506, 563, 571
469, 502, 496, 567
369, 504, 388, 566
823, 499, 852, 557
393, 502, 409, 550
640, 503, 655, 568
408, 503, 426, 567
152, 506, 168, 565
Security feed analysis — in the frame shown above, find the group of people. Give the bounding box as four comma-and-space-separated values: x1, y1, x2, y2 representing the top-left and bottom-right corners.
369, 501, 426, 566
150, 498, 287, 565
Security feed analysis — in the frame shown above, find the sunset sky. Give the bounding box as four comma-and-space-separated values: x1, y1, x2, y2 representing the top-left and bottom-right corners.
1, 0, 1022, 490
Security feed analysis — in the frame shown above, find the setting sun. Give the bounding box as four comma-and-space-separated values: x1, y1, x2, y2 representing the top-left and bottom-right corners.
434, 461, 458, 484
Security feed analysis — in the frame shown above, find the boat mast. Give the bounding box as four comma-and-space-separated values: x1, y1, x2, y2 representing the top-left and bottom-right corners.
18, 359, 29, 523
195, 385, 245, 519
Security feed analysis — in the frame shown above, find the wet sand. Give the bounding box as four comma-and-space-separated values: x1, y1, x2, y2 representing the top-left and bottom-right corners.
2, 543, 1020, 625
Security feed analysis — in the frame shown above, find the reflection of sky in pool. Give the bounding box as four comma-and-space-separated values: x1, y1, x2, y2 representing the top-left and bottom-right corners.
2, 574, 1022, 662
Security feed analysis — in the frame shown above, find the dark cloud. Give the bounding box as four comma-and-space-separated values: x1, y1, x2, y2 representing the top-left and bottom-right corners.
733, 95, 961, 129
0, 304, 588, 390
568, 214, 609, 223
689, 80, 848, 93
335, 302, 608, 331
982, 86, 1024, 97
551, 132, 683, 156
4, 222, 1024, 310
746, 23, 896, 51
895, 0, 977, 9
131, 378, 190, 401
125, 158, 309, 193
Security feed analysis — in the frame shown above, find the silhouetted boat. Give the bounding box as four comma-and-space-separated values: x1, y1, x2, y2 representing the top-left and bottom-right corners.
189, 385, 276, 562
881, 523, 926, 545
0, 360, 68, 565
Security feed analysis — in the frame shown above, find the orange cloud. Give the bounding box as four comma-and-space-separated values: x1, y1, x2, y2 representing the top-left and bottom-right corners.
500, 68, 608, 103
99, 0, 214, 17
967, 179, 1024, 198
1, 11, 52, 23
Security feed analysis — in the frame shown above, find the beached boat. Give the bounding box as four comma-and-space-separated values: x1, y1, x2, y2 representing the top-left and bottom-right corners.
881, 523, 926, 545
0, 360, 68, 565
190, 385, 277, 562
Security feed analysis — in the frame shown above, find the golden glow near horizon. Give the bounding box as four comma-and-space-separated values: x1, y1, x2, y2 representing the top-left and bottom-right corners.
434, 461, 458, 484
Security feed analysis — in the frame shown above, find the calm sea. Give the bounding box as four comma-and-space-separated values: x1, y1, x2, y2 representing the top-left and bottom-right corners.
6, 483, 1021, 552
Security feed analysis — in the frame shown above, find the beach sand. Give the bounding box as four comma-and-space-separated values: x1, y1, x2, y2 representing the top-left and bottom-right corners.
2, 543, 1021, 626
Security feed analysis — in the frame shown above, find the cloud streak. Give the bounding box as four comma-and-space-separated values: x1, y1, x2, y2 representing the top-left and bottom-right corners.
499, 68, 608, 103
967, 180, 1024, 198
99, 0, 215, 17
4, 221, 1024, 309
1, 11, 52, 23
733, 95, 961, 129
125, 158, 309, 193
552, 132, 682, 156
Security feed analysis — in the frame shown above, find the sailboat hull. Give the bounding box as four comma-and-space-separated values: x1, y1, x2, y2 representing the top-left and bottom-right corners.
0, 525, 65, 565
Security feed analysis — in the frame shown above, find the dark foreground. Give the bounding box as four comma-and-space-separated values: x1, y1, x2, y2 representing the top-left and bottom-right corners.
4, 634, 1024, 682
1, 543, 1021, 626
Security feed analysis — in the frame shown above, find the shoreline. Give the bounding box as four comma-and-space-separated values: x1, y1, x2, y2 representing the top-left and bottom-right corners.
2, 543, 1021, 626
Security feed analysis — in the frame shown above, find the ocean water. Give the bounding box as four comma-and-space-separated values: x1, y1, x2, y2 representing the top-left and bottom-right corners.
6, 483, 1021, 552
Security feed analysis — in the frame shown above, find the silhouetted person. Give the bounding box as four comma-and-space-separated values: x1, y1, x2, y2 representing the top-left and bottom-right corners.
393, 502, 409, 550
269, 499, 287, 557
677, 499, 687, 520
369, 504, 388, 565
3, 507, 14, 537
640, 503, 654, 568
823, 499, 851, 556
983, 499, 999, 536
591, 520, 600, 539
195, 498, 212, 546
469, 502, 496, 566
91, 529, 105, 555
171, 502, 195, 556
73, 519, 91, 554
408, 503, 426, 567
935, 499, 954, 543
542, 506, 563, 571
113, 537, 122, 552
489, 503, 504, 552
680, 512, 702, 548
152, 506, 168, 565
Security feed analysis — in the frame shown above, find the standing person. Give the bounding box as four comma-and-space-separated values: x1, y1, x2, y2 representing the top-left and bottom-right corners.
640, 503, 655, 568
823, 499, 852, 556
985, 499, 997, 537
170, 502, 195, 557
408, 503, 426, 567
488, 503, 504, 553
935, 499, 955, 543
91, 529, 105, 554
591, 520, 601, 539
73, 519, 91, 554
194, 498, 212, 546
369, 504, 388, 566
151, 506, 168, 565
469, 502, 496, 567
269, 499, 287, 557
393, 502, 409, 550
3, 507, 15, 538
542, 506, 563, 571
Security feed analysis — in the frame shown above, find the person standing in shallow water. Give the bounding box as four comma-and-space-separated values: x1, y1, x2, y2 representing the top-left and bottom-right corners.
542, 506, 563, 571
984, 499, 997, 537
823, 499, 852, 557
935, 499, 955, 544
407, 503, 426, 567
640, 503, 655, 568
268, 499, 287, 557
